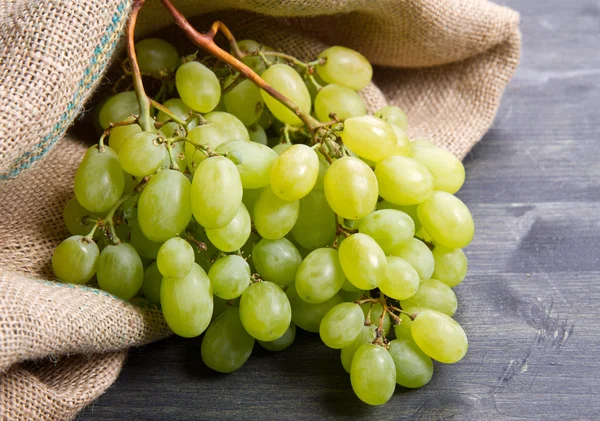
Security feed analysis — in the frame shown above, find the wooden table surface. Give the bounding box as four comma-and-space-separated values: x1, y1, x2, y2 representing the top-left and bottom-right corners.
80, 0, 600, 419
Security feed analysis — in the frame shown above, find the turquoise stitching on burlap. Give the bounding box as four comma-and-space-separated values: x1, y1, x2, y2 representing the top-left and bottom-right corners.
0, 0, 131, 180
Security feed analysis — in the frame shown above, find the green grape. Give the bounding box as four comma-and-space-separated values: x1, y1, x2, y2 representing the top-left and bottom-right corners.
216, 140, 278, 189
96, 243, 143, 300
176, 61, 220, 112
388, 339, 434, 388
258, 108, 273, 129
84, 144, 118, 159
204, 111, 250, 141
319, 302, 364, 349
390, 238, 434, 282
224, 77, 264, 125
360, 302, 391, 334
205, 203, 251, 252
118, 131, 166, 177
400, 278, 458, 316
317, 46, 372, 91
358, 209, 415, 254
74, 147, 124, 213
374, 105, 408, 131
138, 169, 192, 242
191, 156, 243, 229
417, 191, 474, 249
340, 279, 362, 293
156, 237, 195, 278
108, 118, 141, 154
271, 143, 291, 156
135, 38, 179, 74
156, 98, 191, 123
161, 263, 213, 338
339, 233, 386, 290
253, 186, 299, 239
432, 246, 468, 288
248, 124, 268, 145
323, 157, 378, 220
291, 190, 336, 250
350, 344, 396, 406
411, 309, 468, 363
52, 235, 99, 284
377, 201, 422, 232
98, 91, 139, 129
286, 283, 343, 332
390, 123, 411, 157
411, 138, 435, 148
239, 281, 291, 341
160, 138, 186, 171
184, 123, 230, 173
340, 325, 377, 373
340, 115, 396, 163
208, 255, 251, 300
269, 144, 319, 201
129, 219, 163, 259
212, 296, 231, 321
375, 156, 434, 205
236, 40, 278, 75
411, 145, 465, 194
62, 198, 103, 236
313, 154, 329, 191
201, 307, 255, 373
379, 256, 420, 300
242, 188, 262, 213
141, 262, 162, 304
260, 64, 311, 126
258, 323, 296, 351
252, 237, 301, 286
314, 84, 366, 122
295, 248, 345, 304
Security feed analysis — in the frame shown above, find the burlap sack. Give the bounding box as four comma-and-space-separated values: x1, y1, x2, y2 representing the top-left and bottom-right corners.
0, 0, 520, 419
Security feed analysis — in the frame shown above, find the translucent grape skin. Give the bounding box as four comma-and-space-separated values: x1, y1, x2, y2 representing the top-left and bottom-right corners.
319, 303, 364, 349
239, 281, 292, 341
98, 91, 139, 129
339, 233, 387, 290
62, 197, 103, 236
390, 238, 434, 282
176, 61, 220, 113
191, 156, 243, 229
258, 323, 296, 352
252, 237, 302, 286
156, 237, 195, 279
138, 169, 192, 242
314, 84, 366, 122
286, 283, 343, 333
432, 246, 468, 288
253, 186, 299, 239
358, 209, 415, 254
374, 105, 408, 131
205, 203, 251, 252
295, 248, 345, 304
208, 255, 251, 300
340, 325, 377, 373
52, 235, 99, 284
161, 263, 213, 338
291, 190, 336, 250
390, 123, 411, 157
74, 147, 124, 213
224, 77, 264, 126
388, 339, 434, 388
400, 279, 458, 316
379, 256, 420, 301
411, 309, 468, 364
317, 46, 373, 91
201, 307, 255, 373
216, 140, 278, 189
129, 219, 163, 259
108, 118, 141, 154
118, 131, 166, 177
272, 142, 292, 155
360, 302, 391, 333
141, 262, 162, 304
260, 63, 311, 126
156, 98, 191, 123
375, 156, 434, 206
270, 144, 319, 201
411, 145, 465, 194
324, 157, 378, 220
350, 344, 396, 406
204, 111, 250, 141
341, 115, 397, 163
417, 191, 475, 249
185, 123, 230, 173
377, 201, 422, 232
97, 243, 144, 300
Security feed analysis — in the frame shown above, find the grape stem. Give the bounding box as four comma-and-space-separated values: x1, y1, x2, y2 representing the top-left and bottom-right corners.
98, 119, 138, 152
83, 221, 101, 243
158, 0, 321, 135
149, 98, 187, 126
388, 305, 418, 321
103, 192, 138, 244
185, 232, 208, 252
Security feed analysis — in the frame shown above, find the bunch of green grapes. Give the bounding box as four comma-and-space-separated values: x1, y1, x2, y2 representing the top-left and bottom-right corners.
52, 34, 473, 405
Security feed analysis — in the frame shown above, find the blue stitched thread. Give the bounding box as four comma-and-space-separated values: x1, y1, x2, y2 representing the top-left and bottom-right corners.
0, 1, 129, 180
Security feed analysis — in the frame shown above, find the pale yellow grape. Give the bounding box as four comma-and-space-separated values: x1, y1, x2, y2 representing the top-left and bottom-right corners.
108, 118, 141, 154
317, 46, 372, 91
388, 339, 434, 388
156, 98, 191, 123
295, 248, 345, 304
270, 144, 319, 201
223, 77, 264, 126
340, 325, 377, 373
216, 140, 278, 189
411, 139, 435, 148
185, 123, 230, 173
319, 302, 364, 349
338, 233, 387, 290
374, 105, 408, 131
239, 281, 291, 341
176, 61, 220, 113
393, 306, 426, 341
375, 156, 434, 206
417, 191, 474, 249
411, 145, 465, 193
253, 186, 299, 239
400, 279, 458, 316
390, 123, 411, 156
118, 131, 166, 177
314, 84, 366, 122
350, 344, 396, 406
291, 190, 336, 250
390, 238, 434, 282
260, 64, 311, 126
286, 284, 343, 333
357, 209, 415, 254
272, 143, 292, 155
205, 203, 251, 252
323, 157, 378, 220
432, 246, 468, 288
204, 111, 250, 141
411, 309, 468, 364
340, 115, 396, 163
379, 256, 420, 300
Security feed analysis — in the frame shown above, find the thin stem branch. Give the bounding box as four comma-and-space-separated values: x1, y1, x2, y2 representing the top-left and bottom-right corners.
103, 192, 137, 245
150, 98, 187, 126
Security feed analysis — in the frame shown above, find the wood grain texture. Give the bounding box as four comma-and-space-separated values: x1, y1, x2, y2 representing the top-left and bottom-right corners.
79, 0, 600, 419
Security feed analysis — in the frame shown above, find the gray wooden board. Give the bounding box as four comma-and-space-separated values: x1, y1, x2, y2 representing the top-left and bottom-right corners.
79, 0, 600, 419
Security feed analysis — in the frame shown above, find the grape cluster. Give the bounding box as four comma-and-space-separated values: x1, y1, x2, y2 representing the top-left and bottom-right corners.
53, 30, 473, 406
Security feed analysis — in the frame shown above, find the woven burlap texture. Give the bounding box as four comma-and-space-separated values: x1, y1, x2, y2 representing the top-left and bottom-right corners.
0, 0, 520, 419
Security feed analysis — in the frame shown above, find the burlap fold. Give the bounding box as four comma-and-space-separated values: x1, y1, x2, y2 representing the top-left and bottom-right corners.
0, 0, 520, 419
